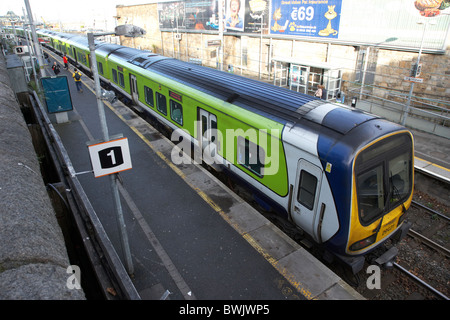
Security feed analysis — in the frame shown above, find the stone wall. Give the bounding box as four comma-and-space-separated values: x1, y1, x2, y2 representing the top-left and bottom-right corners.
0, 55, 85, 300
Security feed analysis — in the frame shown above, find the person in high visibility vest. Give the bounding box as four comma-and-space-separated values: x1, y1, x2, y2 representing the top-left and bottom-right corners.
63, 54, 69, 70
72, 68, 83, 93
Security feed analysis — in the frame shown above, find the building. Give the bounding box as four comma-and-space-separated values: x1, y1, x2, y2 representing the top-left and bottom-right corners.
115, 0, 450, 110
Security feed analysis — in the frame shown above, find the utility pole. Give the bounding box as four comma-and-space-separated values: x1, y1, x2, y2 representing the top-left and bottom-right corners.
218, 0, 224, 71
24, 0, 46, 78
402, 19, 436, 126
86, 25, 147, 276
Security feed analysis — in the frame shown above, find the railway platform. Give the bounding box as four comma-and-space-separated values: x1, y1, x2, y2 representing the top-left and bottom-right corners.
42, 52, 363, 301
411, 129, 450, 184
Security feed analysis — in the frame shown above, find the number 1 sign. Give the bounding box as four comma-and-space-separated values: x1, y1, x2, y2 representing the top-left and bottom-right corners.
88, 137, 132, 178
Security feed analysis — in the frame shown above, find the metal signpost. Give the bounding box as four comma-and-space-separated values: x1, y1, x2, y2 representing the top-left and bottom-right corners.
87, 25, 145, 276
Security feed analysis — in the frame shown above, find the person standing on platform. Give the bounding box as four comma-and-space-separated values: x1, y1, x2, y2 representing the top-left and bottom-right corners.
52, 62, 60, 75
72, 68, 83, 93
63, 54, 69, 70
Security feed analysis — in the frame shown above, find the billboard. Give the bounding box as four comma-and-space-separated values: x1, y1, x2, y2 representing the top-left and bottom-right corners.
269, 0, 342, 38
41, 76, 73, 114
158, 0, 269, 33
155, 0, 450, 51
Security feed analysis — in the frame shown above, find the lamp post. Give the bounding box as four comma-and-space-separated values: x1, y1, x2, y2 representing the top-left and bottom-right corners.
24, 0, 46, 78
402, 19, 436, 126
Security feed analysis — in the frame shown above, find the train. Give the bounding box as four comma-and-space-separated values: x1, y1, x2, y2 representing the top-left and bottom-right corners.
8, 27, 414, 274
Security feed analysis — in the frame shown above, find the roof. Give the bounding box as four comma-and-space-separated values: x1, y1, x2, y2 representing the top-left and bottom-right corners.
146, 58, 322, 125
272, 56, 341, 70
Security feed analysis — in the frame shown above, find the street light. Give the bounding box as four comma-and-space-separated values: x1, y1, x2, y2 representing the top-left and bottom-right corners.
87, 24, 146, 276
402, 19, 437, 126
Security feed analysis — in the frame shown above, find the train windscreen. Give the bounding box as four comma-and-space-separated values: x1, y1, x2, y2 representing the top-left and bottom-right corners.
355, 133, 413, 225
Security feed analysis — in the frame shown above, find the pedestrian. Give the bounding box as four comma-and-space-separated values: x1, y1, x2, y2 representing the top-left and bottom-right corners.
72, 68, 83, 93
314, 84, 323, 99
52, 61, 61, 75
63, 54, 68, 70
314, 84, 327, 100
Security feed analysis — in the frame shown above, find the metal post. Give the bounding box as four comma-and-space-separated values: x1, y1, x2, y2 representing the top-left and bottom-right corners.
88, 32, 134, 276
359, 47, 370, 101
24, 0, 46, 78
402, 20, 429, 126
218, 0, 224, 71
22, 8, 38, 86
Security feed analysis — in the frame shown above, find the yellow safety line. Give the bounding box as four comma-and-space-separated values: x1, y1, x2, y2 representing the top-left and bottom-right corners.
415, 156, 450, 172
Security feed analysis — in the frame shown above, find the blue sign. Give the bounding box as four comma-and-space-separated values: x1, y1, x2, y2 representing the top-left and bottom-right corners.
270, 0, 342, 38
41, 76, 73, 113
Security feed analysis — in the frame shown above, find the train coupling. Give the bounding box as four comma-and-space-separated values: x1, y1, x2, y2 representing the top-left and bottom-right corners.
374, 220, 412, 269
374, 247, 398, 268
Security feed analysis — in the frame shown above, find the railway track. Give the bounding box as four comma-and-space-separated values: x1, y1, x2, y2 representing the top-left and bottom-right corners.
351, 174, 449, 300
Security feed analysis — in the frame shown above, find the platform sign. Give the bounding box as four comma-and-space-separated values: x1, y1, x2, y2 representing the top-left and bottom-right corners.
404, 76, 423, 83
41, 76, 73, 113
88, 137, 132, 178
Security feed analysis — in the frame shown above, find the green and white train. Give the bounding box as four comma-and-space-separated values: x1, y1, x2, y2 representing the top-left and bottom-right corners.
32, 28, 414, 273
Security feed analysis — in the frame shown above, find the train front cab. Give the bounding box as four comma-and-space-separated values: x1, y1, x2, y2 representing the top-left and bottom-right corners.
346, 131, 414, 272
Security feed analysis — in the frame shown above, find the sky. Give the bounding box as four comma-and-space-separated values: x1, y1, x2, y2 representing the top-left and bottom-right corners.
1, 0, 150, 29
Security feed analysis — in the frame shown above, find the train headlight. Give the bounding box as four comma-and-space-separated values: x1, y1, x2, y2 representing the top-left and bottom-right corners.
349, 234, 377, 251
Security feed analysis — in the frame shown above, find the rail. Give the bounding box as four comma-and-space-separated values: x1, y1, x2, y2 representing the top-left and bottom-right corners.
393, 262, 449, 300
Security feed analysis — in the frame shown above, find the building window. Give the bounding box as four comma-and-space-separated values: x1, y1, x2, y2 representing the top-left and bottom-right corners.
156, 92, 167, 115
170, 100, 183, 125
237, 137, 265, 177
144, 86, 154, 107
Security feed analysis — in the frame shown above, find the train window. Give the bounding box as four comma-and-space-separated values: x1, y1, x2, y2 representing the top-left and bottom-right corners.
356, 164, 384, 223
237, 137, 265, 177
156, 92, 167, 115
170, 100, 183, 126
97, 62, 104, 75
297, 170, 318, 210
355, 133, 412, 225
144, 86, 154, 107
112, 69, 118, 83
118, 72, 125, 88
77, 52, 86, 65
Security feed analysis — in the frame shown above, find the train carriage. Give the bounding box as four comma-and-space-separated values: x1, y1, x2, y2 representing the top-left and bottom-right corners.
36, 29, 414, 274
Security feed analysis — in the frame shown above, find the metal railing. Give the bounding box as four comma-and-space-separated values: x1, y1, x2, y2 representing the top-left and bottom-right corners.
345, 82, 450, 138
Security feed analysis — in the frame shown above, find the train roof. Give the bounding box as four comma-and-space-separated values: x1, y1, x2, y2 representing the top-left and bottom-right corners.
145, 58, 320, 125
39, 29, 378, 134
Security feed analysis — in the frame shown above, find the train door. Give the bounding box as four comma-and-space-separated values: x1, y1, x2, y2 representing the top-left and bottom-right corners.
291, 159, 323, 242
198, 108, 217, 162
130, 74, 139, 104
72, 47, 77, 64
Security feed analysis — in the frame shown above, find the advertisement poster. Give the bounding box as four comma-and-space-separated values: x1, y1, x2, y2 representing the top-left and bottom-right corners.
243, 0, 270, 33
41, 76, 73, 114
225, 0, 245, 31
270, 0, 342, 38
413, 0, 450, 17
158, 0, 269, 33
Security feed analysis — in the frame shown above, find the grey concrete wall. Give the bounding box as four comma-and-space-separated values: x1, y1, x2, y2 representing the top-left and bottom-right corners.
0, 54, 85, 299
